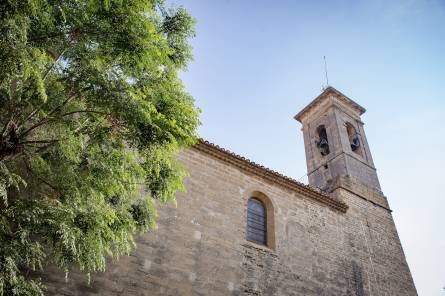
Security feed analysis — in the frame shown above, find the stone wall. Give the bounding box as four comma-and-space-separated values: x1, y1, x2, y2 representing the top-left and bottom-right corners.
43, 147, 417, 296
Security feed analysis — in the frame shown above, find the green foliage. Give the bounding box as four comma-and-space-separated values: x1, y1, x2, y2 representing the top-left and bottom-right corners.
0, 0, 199, 294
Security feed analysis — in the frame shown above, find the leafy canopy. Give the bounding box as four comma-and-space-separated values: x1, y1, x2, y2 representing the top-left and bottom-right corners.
0, 0, 199, 294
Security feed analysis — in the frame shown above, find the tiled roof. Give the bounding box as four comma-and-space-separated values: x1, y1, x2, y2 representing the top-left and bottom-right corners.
193, 139, 348, 213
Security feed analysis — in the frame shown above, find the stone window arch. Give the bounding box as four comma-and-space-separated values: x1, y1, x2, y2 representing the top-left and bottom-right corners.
245, 191, 275, 249
316, 125, 330, 156
345, 122, 362, 155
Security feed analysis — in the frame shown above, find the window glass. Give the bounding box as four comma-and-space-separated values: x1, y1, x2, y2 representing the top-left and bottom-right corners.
246, 198, 267, 245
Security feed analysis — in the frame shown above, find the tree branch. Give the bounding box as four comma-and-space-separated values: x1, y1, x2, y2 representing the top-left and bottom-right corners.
23, 156, 60, 194
61, 110, 111, 117
27, 31, 68, 43
27, 27, 100, 43
1, 116, 13, 137
19, 118, 52, 139
33, 143, 57, 156
22, 118, 90, 156
42, 48, 66, 81
19, 108, 103, 139
20, 139, 60, 145
18, 57, 73, 130
18, 84, 91, 130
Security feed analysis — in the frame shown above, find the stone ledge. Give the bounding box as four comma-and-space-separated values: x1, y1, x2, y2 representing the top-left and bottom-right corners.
329, 175, 391, 211
242, 241, 277, 256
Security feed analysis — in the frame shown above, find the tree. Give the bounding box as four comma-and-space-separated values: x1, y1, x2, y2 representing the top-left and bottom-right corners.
0, 0, 199, 294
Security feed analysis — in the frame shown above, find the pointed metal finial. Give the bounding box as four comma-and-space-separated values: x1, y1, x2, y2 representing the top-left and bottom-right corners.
323, 56, 329, 89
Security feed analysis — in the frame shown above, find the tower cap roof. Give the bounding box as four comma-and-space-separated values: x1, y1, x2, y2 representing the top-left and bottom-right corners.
294, 86, 366, 122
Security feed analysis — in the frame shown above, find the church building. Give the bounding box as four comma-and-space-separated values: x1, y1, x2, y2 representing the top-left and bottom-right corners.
44, 87, 418, 295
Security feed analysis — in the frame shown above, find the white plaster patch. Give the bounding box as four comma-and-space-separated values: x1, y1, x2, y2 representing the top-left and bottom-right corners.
188, 272, 196, 282
143, 259, 151, 271
227, 282, 234, 291
193, 230, 202, 240
239, 186, 245, 196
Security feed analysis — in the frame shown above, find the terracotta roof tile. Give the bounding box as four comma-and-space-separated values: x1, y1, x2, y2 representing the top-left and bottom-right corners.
193, 139, 348, 213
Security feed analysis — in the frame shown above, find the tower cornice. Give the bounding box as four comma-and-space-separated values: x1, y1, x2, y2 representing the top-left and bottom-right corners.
294, 86, 366, 123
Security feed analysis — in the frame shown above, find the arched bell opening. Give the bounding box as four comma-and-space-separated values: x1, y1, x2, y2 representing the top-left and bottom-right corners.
316, 125, 330, 156
345, 122, 362, 156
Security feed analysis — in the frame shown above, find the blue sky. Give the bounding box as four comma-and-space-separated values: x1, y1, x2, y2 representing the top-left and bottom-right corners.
169, 1, 445, 294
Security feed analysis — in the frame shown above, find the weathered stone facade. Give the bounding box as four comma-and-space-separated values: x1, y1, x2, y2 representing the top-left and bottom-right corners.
43, 87, 417, 295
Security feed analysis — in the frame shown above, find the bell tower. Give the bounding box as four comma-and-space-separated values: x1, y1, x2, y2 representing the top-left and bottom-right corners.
295, 87, 386, 205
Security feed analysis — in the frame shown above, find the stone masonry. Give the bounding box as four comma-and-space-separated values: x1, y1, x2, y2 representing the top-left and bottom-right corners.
43, 87, 417, 295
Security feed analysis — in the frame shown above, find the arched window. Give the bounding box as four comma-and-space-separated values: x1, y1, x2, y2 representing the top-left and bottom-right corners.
316, 125, 330, 156
345, 122, 361, 155
246, 198, 267, 245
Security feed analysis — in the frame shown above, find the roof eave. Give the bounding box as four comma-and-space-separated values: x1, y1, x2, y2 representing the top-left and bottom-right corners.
192, 139, 348, 213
